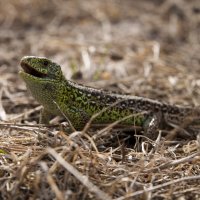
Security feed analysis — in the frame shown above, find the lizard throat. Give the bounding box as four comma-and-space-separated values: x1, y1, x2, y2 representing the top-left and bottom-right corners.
20, 62, 47, 78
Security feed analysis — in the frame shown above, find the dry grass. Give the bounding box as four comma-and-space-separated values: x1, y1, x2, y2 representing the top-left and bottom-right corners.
0, 0, 200, 199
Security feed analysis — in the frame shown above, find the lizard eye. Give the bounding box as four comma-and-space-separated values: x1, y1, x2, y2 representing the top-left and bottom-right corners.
43, 60, 49, 66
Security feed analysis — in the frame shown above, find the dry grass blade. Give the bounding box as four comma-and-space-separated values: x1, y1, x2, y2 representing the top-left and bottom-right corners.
47, 148, 112, 200
92, 112, 147, 140
53, 100, 76, 132
114, 175, 200, 200
144, 151, 200, 173
0, 87, 6, 120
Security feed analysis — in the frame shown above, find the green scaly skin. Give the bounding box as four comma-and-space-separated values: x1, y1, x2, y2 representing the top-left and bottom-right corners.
19, 56, 200, 138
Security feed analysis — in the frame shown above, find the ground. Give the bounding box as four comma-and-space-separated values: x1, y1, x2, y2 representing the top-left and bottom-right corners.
0, 0, 200, 199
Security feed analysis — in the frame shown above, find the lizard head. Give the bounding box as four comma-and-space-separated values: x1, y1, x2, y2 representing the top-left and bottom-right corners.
19, 56, 63, 82
19, 56, 66, 113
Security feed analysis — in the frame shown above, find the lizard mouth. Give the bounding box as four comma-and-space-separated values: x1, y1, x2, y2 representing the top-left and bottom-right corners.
20, 61, 47, 78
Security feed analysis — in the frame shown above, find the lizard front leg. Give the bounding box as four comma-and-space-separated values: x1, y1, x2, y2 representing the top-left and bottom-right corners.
40, 106, 89, 132
59, 105, 91, 131
40, 107, 55, 124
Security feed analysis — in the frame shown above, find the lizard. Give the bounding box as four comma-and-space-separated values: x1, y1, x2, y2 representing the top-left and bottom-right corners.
19, 56, 200, 139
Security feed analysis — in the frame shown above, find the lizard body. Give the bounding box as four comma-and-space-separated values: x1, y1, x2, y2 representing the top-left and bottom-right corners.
19, 56, 199, 138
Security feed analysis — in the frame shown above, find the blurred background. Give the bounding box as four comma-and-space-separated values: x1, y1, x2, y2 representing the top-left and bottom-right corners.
0, 0, 200, 110
0, 1, 200, 199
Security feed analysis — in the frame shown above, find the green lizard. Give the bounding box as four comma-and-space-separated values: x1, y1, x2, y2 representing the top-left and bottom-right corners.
19, 56, 200, 138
